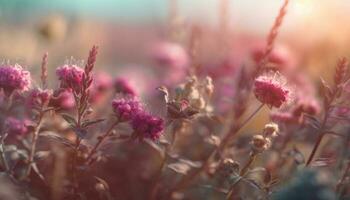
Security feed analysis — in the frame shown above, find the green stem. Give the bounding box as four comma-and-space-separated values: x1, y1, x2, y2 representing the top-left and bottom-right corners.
86, 121, 119, 165
167, 104, 264, 196
24, 109, 45, 178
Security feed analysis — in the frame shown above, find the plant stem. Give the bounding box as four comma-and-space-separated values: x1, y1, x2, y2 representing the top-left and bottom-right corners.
226, 152, 257, 199
86, 121, 119, 165
305, 132, 325, 166
167, 104, 264, 196
24, 109, 45, 178
0, 134, 9, 172
336, 162, 350, 193
150, 122, 180, 200
305, 112, 329, 167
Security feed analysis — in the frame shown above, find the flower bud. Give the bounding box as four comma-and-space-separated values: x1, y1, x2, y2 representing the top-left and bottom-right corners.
263, 122, 279, 137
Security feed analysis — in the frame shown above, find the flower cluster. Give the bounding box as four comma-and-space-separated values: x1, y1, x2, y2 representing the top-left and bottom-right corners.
0, 64, 31, 96
112, 97, 164, 140
27, 89, 52, 108
114, 78, 136, 96
131, 112, 164, 141
49, 89, 75, 110
254, 72, 290, 108
56, 64, 84, 93
112, 98, 143, 121
251, 122, 279, 153
4, 117, 31, 136
151, 41, 189, 69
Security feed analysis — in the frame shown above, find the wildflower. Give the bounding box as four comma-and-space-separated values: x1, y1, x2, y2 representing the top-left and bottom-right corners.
271, 112, 297, 123
251, 135, 271, 153
90, 73, 112, 103
114, 78, 136, 96
131, 112, 164, 141
56, 64, 84, 93
263, 122, 279, 137
49, 89, 75, 110
151, 41, 189, 69
250, 43, 296, 71
217, 158, 240, 178
254, 72, 290, 108
112, 98, 143, 121
5, 117, 31, 136
27, 88, 52, 108
0, 64, 31, 96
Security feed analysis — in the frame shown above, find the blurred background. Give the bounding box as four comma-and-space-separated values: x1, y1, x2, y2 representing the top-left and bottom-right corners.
0, 0, 349, 85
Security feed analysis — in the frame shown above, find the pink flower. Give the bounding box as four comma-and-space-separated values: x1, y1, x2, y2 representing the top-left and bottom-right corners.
0, 64, 31, 96
114, 78, 136, 96
56, 64, 84, 93
151, 41, 189, 69
250, 43, 296, 72
27, 89, 52, 108
112, 98, 143, 121
131, 112, 164, 141
254, 72, 290, 108
5, 117, 31, 136
49, 89, 75, 110
90, 73, 113, 103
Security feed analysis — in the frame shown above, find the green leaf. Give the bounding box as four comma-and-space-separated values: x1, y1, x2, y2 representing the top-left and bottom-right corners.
61, 113, 77, 126
82, 118, 105, 128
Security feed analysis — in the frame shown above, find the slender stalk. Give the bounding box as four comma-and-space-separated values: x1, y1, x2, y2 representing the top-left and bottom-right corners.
0, 134, 9, 172
305, 113, 329, 166
24, 108, 45, 178
305, 132, 325, 166
150, 122, 180, 200
336, 162, 350, 193
226, 152, 257, 199
86, 121, 119, 165
167, 104, 264, 196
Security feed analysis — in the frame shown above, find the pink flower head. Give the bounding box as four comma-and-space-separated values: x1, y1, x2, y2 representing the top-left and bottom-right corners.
112, 97, 143, 121
250, 43, 296, 71
131, 112, 164, 141
90, 73, 113, 103
49, 89, 75, 110
0, 64, 31, 96
114, 78, 137, 96
5, 117, 31, 136
151, 41, 189, 69
56, 64, 84, 93
271, 112, 297, 123
27, 88, 52, 108
254, 72, 291, 108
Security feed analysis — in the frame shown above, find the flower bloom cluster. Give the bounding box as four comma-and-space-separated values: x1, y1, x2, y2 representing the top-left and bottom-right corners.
112, 98, 143, 121
90, 73, 113, 103
151, 41, 189, 69
27, 89, 52, 108
0, 64, 31, 96
131, 112, 164, 141
56, 64, 84, 93
112, 97, 164, 140
49, 89, 75, 110
114, 78, 136, 96
254, 72, 290, 108
5, 117, 30, 136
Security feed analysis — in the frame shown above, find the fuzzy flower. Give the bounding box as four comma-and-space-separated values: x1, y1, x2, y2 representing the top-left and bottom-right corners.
112, 98, 143, 121
131, 112, 164, 141
27, 88, 52, 108
90, 73, 113, 103
49, 89, 75, 110
56, 64, 84, 93
151, 41, 189, 69
114, 78, 136, 96
254, 72, 291, 108
0, 64, 31, 96
5, 117, 31, 136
